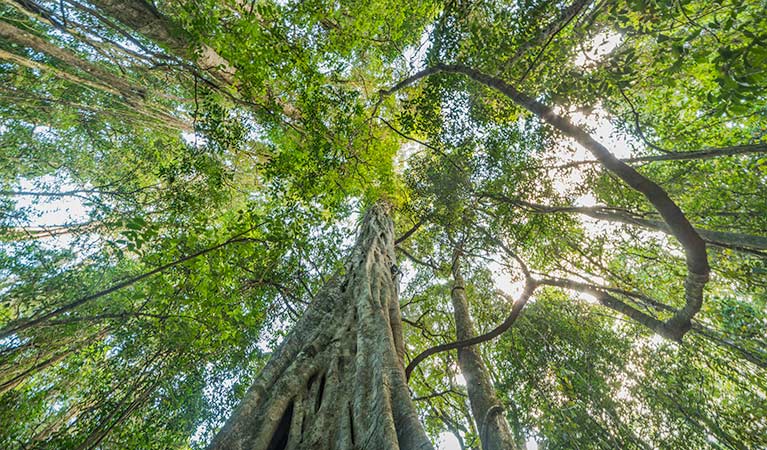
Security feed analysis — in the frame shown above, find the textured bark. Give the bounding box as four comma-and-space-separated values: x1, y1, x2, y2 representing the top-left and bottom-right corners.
208, 203, 433, 450
450, 253, 520, 450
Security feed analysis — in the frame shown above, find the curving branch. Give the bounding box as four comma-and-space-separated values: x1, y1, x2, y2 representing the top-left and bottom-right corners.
396, 246, 441, 272
383, 63, 710, 341
405, 280, 537, 380
497, 0, 594, 76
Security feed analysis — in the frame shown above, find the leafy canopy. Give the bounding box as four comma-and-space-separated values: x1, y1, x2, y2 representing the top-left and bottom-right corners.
0, 0, 765, 448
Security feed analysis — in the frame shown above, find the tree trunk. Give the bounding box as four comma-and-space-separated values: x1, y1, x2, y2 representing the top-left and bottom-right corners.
207, 202, 433, 450
450, 252, 520, 450
85, 0, 302, 120
85, 0, 236, 84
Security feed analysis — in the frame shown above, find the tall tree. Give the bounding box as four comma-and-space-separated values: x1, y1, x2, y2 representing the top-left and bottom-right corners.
207, 202, 432, 450
449, 250, 521, 450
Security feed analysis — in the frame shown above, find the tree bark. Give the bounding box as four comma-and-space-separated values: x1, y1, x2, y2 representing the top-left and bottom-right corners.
450, 252, 520, 450
208, 202, 433, 450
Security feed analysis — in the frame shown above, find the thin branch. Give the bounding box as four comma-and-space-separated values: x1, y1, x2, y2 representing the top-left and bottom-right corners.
395, 219, 423, 245
504, 0, 593, 75
617, 84, 673, 153
405, 280, 537, 380
378, 117, 465, 173
412, 388, 466, 402
0, 226, 264, 339
396, 246, 441, 272
551, 142, 767, 168
482, 193, 767, 252
516, 0, 593, 83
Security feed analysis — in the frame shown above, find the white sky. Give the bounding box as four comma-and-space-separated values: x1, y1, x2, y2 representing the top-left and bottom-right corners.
438, 431, 539, 449
13, 176, 90, 226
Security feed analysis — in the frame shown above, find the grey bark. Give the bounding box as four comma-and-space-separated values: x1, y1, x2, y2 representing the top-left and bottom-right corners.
0, 20, 143, 97
450, 253, 520, 450
208, 203, 433, 450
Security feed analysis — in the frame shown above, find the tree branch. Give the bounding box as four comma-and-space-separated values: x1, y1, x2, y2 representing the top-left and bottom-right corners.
551, 142, 767, 169
405, 280, 537, 381
395, 219, 423, 245
0, 226, 264, 339
482, 193, 767, 252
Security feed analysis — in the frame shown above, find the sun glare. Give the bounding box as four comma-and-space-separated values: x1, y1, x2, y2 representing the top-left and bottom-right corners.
574, 32, 622, 68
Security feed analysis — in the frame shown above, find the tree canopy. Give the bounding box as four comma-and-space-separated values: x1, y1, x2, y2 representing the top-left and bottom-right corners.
1, 0, 766, 448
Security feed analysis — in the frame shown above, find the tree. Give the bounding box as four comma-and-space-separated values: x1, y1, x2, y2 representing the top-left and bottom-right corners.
1, 0, 766, 449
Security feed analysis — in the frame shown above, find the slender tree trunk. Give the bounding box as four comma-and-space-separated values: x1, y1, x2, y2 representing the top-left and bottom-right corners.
84, 0, 236, 84
208, 203, 433, 450
450, 252, 520, 450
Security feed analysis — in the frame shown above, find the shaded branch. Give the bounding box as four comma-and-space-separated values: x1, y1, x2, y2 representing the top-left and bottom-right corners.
515, 0, 593, 83
504, 0, 593, 72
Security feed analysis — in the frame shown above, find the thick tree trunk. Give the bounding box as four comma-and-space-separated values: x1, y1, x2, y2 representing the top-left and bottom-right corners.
208, 203, 433, 450
450, 253, 520, 450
